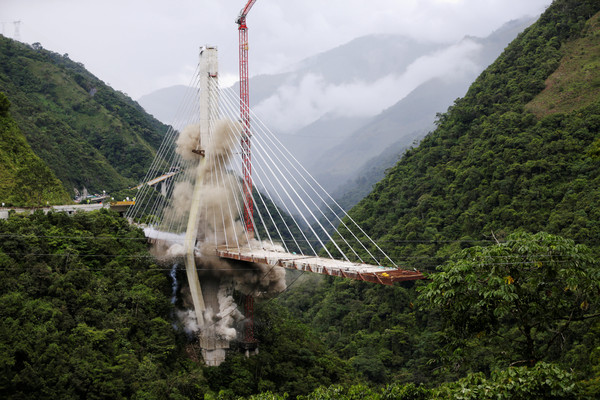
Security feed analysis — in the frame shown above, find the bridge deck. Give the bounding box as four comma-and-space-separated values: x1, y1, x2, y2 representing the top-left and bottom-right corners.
215, 247, 424, 285
134, 171, 178, 189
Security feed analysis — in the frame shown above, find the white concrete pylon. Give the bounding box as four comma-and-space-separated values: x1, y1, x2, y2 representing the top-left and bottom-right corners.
183, 46, 220, 327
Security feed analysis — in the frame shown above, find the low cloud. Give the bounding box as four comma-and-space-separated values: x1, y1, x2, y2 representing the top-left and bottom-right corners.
254, 39, 482, 133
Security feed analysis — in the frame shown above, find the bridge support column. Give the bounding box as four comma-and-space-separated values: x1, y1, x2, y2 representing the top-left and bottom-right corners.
183, 46, 225, 363
242, 294, 258, 356
184, 159, 207, 326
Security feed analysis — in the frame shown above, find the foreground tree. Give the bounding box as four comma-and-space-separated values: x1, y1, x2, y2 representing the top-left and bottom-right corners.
418, 231, 600, 367
215, 362, 582, 399
0, 210, 209, 399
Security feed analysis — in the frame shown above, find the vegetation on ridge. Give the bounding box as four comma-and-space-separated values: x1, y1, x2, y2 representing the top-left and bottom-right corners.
526, 11, 600, 117
273, 0, 600, 396
331, 0, 600, 271
0, 36, 169, 195
0, 92, 70, 206
0, 211, 351, 399
0, 210, 203, 398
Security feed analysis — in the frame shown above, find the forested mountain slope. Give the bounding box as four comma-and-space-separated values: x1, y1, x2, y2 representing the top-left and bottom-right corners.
275, 0, 600, 393
0, 36, 169, 194
0, 92, 69, 205
335, 0, 600, 271
0, 210, 351, 399
309, 18, 536, 197
0, 210, 207, 398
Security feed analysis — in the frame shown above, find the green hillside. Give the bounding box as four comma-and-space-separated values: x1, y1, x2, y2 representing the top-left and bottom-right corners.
331, 0, 600, 271
0, 92, 70, 205
273, 0, 600, 395
0, 36, 169, 195
526, 12, 600, 117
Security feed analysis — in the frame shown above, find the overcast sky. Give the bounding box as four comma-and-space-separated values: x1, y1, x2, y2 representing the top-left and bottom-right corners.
2, 0, 553, 99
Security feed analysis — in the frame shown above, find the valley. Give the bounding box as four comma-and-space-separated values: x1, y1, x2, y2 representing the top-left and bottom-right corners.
1, 0, 600, 399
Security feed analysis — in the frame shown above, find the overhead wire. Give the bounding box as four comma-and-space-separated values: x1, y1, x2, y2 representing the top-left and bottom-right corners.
206, 81, 253, 251
150, 73, 202, 227
247, 101, 395, 266
219, 94, 310, 254
117, 51, 545, 278
211, 79, 294, 253
243, 107, 354, 262
227, 87, 377, 264
217, 84, 306, 254
218, 86, 326, 257
129, 66, 202, 226
208, 105, 261, 251
126, 61, 407, 270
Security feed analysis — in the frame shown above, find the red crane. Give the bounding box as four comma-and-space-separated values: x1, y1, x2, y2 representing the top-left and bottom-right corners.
237, 0, 257, 237
236, 0, 258, 352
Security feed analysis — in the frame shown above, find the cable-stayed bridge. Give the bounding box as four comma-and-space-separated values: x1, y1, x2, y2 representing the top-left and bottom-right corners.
127, 46, 423, 366
128, 47, 423, 285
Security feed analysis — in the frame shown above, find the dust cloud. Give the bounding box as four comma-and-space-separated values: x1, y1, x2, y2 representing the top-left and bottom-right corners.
152, 119, 287, 347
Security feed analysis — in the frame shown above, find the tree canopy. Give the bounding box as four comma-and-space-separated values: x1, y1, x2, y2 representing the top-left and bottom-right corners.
418, 231, 600, 367
0, 92, 70, 206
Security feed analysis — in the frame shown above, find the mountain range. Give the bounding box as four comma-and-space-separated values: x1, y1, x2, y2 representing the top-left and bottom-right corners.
281, 0, 600, 392
337, 0, 600, 269
138, 17, 536, 206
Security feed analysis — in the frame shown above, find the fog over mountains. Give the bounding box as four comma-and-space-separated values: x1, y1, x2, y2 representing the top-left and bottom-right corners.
138, 16, 535, 206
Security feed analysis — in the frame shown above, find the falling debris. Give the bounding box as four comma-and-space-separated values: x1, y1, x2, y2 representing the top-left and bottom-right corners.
147, 118, 286, 366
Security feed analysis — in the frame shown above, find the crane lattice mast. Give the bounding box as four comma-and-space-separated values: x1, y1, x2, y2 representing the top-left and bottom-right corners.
236, 0, 258, 352
237, 0, 257, 237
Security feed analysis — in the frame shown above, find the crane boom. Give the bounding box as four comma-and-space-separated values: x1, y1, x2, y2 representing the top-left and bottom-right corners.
236, 0, 257, 25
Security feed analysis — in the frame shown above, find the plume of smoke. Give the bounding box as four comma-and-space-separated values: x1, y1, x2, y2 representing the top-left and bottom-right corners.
159, 180, 194, 232
153, 119, 287, 343
233, 262, 287, 297
232, 240, 287, 296
203, 119, 239, 167
175, 124, 204, 162
176, 309, 200, 335
192, 119, 244, 245
195, 174, 246, 246
184, 279, 244, 341
194, 254, 287, 298
162, 119, 244, 240
214, 284, 244, 341
146, 228, 188, 263
171, 253, 286, 339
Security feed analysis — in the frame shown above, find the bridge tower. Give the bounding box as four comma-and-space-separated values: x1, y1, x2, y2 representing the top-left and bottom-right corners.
183, 46, 232, 366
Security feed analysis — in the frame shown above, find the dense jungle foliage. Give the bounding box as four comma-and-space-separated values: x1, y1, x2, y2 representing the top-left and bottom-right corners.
0, 36, 169, 194
0, 210, 204, 399
213, 362, 583, 400
2, 214, 597, 399
0, 92, 70, 206
0, 211, 364, 399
